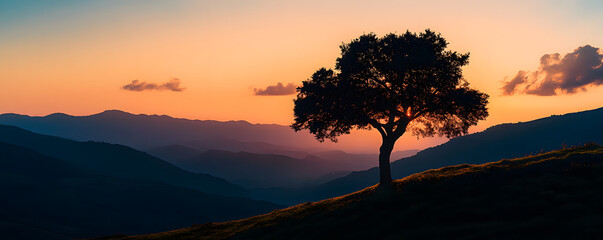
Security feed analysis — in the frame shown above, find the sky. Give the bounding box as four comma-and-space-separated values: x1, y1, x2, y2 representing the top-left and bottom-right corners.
1, 0, 602, 153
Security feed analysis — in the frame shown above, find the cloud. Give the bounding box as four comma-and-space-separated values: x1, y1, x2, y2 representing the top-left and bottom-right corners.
122, 78, 185, 92
501, 71, 527, 96
501, 45, 603, 96
254, 82, 297, 96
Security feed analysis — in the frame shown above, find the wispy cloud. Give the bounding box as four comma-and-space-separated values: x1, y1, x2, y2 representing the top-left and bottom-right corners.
501, 45, 603, 96
122, 78, 185, 92
254, 82, 297, 96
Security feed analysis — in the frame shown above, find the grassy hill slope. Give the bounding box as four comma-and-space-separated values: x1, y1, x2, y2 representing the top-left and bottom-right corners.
106, 144, 603, 240
297, 107, 603, 203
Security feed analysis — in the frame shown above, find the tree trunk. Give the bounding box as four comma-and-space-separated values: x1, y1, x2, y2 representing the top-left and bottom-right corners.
378, 138, 395, 185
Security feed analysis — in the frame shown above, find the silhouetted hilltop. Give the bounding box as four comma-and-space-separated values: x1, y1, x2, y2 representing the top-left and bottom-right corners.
0, 125, 244, 197
101, 145, 603, 240
296, 107, 603, 202
0, 142, 282, 240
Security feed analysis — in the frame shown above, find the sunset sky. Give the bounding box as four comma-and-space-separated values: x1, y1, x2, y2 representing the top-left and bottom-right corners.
1, 0, 602, 152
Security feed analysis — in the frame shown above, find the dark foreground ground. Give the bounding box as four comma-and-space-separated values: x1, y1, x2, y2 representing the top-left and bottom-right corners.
98, 144, 603, 240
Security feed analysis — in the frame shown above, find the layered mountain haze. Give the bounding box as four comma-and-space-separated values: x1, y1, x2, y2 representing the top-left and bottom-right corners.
147, 145, 417, 188
311, 149, 420, 171
0, 110, 423, 189
166, 150, 338, 188
298, 107, 603, 202
149, 144, 418, 172
147, 145, 419, 188
0, 142, 282, 240
105, 145, 603, 240
0, 125, 244, 197
1, 107, 600, 205
0, 110, 422, 186
0, 110, 330, 154
246, 107, 603, 204
1, 107, 601, 238
176, 139, 313, 159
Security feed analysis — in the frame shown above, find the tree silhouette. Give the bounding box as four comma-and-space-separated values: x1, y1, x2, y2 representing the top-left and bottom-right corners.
292, 30, 489, 185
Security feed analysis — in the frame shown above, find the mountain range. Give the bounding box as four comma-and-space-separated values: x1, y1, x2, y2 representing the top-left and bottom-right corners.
147, 145, 418, 188
0, 110, 325, 154
0, 125, 245, 197
0, 140, 281, 240
148, 147, 339, 188
0, 110, 418, 188
101, 144, 603, 239
1, 107, 602, 205
248, 107, 603, 204
0, 107, 601, 238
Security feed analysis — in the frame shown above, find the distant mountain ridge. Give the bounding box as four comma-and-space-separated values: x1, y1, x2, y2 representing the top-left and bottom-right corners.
0, 110, 325, 153
0, 142, 282, 240
0, 124, 244, 197
0, 110, 418, 159
147, 145, 418, 188
0, 110, 419, 190
148, 147, 339, 188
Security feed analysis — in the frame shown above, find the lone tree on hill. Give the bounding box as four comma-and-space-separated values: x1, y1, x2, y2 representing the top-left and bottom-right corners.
291, 30, 489, 185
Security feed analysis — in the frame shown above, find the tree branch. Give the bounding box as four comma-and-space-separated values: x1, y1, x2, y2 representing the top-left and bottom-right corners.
369, 119, 387, 138
413, 107, 427, 119
383, 110, 396, 134
392, 118, 410, 139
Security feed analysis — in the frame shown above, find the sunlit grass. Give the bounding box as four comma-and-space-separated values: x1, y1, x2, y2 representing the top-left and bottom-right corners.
399, 143, 602, 183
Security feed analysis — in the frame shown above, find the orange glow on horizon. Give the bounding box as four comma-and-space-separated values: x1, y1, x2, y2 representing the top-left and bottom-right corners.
1, 1, 602, 152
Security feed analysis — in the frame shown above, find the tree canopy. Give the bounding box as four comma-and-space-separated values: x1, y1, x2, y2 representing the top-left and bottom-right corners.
292, 30, 489, 144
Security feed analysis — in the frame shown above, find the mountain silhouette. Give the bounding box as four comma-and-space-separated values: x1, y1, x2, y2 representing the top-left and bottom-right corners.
0, 110, 420, 188
178, 138, 314, 158
99, 144, 603, 240
149, 149, 338, 188
251, 107, 603, 204
319, 107, 603, 197
0, 142, 282, 240
310, 149, 419, 171
0, 125, 245, 197
147, 146, 418, 188
0, 110, 327, 154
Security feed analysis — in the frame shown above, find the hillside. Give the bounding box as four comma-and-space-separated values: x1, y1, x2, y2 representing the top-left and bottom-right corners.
284, 106, 603, 203
0, 125, 244, 197
102, 144, 603, 240
0, 142, 283, 240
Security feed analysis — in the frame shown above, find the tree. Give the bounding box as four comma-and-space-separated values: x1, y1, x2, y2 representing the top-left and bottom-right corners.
291, 30, 489, 185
